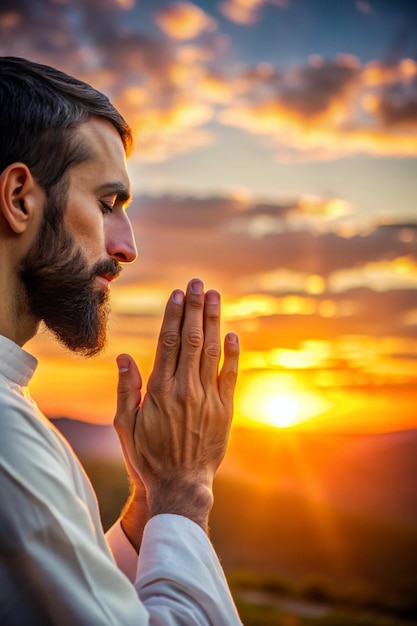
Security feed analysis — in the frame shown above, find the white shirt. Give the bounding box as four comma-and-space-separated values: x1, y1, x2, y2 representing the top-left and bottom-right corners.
0, 335, 242, 625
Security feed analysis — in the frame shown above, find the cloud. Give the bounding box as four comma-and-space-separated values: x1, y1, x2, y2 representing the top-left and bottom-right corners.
154, 2, 217, 40
128, 193, 351, 247
373, 78, 417, 129
112, 192, 417, 374
229, 287, 417, 353
4, 3, 417, 163
123, 195, 417, 301
218, 0, 286, 25
220, 56, 417, 160
295, 197, 352, 221
120, 89, 215, 162
362, 59, 417, 128
329, 256, 417, 293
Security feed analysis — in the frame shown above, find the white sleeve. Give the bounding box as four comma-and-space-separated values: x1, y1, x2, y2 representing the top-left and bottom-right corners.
136, 515, 243, 625
105, 515, 243, 625
106, 519, 138, 583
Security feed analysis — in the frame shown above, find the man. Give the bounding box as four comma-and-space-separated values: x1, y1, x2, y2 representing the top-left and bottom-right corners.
0, 56, 241, 625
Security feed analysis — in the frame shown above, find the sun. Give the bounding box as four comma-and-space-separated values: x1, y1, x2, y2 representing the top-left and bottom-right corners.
236, 372, 331, 430
263, 393, 300, 428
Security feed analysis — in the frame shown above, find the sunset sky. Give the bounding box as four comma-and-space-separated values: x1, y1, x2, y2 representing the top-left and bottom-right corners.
2, 0, 417, 433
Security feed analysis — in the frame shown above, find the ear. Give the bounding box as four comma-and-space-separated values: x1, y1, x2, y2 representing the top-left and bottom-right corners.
0, 163, 45, 234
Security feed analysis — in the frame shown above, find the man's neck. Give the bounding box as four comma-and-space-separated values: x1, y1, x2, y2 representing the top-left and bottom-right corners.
0, 318, 40, 348
0, 273, 39, 347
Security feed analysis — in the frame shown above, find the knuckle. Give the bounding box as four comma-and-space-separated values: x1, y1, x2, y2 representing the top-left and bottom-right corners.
223, 368, 238, 388
117, 382, 131, 397
205, 307, 219, 321
204, 341, 221, 359
188, 297, 203, 310
184, 328, 203, 349
113, 414, 126, 433
160, 330, 180, 351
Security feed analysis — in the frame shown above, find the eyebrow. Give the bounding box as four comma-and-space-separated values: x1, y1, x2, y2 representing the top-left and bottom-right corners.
95, 182, 132, 206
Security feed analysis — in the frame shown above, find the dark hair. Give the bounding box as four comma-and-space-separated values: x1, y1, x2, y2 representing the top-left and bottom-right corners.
0, 56, 132, 192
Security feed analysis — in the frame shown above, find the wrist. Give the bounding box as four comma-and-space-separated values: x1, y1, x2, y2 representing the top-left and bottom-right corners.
148, 480, 214, 533
120, 487, 150, 553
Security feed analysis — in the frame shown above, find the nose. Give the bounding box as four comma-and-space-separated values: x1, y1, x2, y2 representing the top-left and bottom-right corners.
105, 212, 137, 264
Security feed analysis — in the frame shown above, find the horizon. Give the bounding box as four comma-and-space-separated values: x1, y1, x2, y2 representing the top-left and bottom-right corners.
50, 413, 417, 438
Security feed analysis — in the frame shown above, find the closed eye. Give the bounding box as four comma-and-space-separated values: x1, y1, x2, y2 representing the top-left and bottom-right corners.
95, 182, 131, 214
100, 201, 115, 214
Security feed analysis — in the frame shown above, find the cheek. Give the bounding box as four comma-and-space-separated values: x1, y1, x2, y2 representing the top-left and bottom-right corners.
64, 203, 105, 256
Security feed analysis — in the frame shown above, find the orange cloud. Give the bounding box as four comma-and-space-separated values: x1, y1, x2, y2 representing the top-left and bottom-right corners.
88, 35, 221, 162
123, 95, 214, 162
127, 196, 417, 289
297, 196, 352, 220
197, 70, 235, 103
113, 0, 135, 9
329, 256, 417, 293
218, 0, 287, 24
154, 2, 217, 40
7, 0, 416, 164
361, 59, 417, 131
362, 58, 417, 87
220, 56, 417, 160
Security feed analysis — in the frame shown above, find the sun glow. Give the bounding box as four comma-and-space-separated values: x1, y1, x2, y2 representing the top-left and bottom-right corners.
263, 393, 300, 427
237, 372, 332, 429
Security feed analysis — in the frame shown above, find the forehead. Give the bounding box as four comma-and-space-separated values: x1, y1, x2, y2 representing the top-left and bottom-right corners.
69, 117, 131, 194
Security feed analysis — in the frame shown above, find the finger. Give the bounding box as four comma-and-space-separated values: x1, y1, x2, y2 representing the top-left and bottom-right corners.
114, 354, 145, 481
149, 289, 184, 389
218, 333, 240, 406
176, 278, 205, 381
200, 290, 221, 388
114, 353, 142, 434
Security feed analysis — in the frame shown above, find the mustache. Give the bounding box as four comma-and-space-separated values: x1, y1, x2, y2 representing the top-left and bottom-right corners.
92, 258, 122, 281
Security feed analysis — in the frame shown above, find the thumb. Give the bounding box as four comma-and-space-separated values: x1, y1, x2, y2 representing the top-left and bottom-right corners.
114, 353, 142, 432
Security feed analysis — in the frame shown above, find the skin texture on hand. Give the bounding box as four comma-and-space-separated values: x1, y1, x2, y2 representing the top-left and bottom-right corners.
114, 279, 239, 542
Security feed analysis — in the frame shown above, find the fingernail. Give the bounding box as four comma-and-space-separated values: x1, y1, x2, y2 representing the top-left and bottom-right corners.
227, 332, 238, 344
206, 290, 219, 304
117, 356, 130, 373
173, 290, 184, 304
191, 280, 204, 294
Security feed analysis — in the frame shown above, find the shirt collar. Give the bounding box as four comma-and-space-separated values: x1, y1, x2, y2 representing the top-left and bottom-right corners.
0, 335, 38, 386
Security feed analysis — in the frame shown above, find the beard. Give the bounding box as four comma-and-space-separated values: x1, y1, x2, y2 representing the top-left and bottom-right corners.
18, 187, 121, 357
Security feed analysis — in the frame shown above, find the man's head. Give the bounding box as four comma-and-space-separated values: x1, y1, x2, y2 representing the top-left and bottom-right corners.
0, 56, 132, 193
0, 57, 136, 355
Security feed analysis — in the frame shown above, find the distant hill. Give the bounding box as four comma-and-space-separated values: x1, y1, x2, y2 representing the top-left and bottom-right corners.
51, 417, 417, 594
223, 427, 417, 527
212, 427, 417, 592
51, 417, 123, 461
